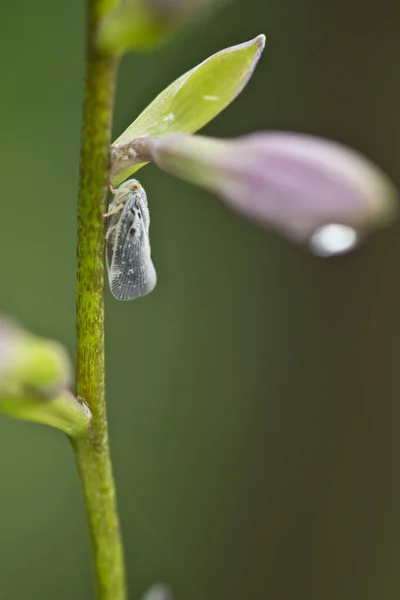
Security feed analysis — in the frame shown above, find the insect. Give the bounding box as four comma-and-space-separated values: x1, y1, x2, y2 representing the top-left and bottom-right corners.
105, 178, 157, 301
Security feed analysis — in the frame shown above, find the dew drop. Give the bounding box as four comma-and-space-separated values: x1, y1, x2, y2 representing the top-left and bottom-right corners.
162, 113, 175, 123
310, 224, 359, 257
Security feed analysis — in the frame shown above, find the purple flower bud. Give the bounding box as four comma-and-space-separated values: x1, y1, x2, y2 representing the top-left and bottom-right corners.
0, 317, 90, 436
139, 132, 398, 252
98, 0, 231, 54
140, 584, 172, 600
0, 319, 21, 381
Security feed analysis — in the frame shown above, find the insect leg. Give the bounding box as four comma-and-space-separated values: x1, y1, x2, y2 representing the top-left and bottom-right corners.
105, 223, 118, 241
103, 203, 125, 218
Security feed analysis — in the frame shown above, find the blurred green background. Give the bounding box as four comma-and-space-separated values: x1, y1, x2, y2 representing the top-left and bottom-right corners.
1, 1, 400, 599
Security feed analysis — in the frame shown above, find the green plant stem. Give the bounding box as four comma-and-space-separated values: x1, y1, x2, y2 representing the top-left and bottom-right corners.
71, 3, 125, 600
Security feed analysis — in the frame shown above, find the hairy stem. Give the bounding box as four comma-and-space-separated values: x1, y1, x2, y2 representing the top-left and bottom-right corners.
71, 3, 125, 600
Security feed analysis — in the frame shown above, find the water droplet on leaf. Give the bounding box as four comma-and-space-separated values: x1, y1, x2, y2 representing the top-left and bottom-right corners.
310, 224, 359, 257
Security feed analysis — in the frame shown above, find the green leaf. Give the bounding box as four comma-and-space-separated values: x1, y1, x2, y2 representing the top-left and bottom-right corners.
111, 34, 266, 185
0, 391, 91, 437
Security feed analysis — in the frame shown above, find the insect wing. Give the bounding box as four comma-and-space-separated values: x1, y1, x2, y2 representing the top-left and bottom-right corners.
106, 188, 157, 301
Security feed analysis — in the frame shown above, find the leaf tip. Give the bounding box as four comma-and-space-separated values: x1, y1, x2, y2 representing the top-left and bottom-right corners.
222, 33, 266, 57
255, 33, 266, 50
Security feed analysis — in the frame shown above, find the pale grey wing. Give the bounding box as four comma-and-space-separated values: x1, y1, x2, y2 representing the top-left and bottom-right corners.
108, 215, 157, 301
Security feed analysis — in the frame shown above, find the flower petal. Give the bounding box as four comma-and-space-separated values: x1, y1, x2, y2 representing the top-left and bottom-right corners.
139, 131, 398, 250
